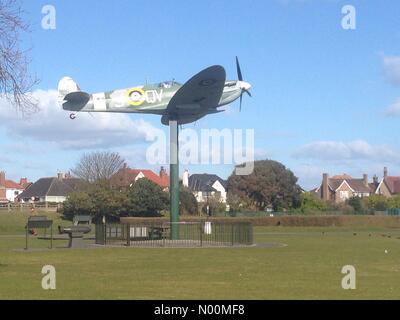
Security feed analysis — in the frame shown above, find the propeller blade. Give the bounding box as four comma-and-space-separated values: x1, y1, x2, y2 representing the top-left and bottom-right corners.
239, 93, 243, 112
245, 90, 252, 97
236, 56, 243, 81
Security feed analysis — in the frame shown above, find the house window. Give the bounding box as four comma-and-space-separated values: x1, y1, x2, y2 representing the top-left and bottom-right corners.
353, 192, 369, 198
340, 191, 349, 200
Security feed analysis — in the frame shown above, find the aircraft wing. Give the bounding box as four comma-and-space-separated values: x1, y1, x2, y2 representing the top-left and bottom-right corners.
161, 65, 226, 125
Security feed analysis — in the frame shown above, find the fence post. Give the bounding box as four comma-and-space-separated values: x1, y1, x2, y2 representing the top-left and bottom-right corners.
25, 226, 28, 250
20, 203, 23, 212
104, 223, 107, 245
7, 203, 11, 212
199, 222, 203, 247
231, 224, 234, 246
127, 224, 130, 247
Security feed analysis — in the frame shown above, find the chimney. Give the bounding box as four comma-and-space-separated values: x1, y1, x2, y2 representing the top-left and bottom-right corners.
322, 173, 329, 201
159, 166, 167, 179
57, 172, 64, 180
384, 167, 388, 179
20, 178, 28, 186
0, 171, 5, 187
363, 174, 368, 187
182, 169, 189, 188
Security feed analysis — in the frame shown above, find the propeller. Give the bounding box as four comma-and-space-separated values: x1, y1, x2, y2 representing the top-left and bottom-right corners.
236, 56, 252, 111
236, 56, 243, 82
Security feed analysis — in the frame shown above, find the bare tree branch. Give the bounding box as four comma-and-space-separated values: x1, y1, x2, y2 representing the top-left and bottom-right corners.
0, 0, 39, 115
71, 151, 126, 183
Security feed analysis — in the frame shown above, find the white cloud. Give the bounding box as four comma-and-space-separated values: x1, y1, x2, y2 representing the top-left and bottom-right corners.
382, 55, 400, 86
385, 98, 400, 116
292, 164, 327, 190
0, 90, 160, 149
293, 140, 400, 163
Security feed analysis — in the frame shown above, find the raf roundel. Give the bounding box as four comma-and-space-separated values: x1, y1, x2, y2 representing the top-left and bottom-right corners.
126, 87, 145, 106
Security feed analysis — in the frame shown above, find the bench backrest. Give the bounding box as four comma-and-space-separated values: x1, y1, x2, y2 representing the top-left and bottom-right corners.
73, 215, 92, 226
27, 216, 53, 229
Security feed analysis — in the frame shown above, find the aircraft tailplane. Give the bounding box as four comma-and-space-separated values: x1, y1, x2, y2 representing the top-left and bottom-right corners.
57, 76, 90, 111
62, 92, 91, 111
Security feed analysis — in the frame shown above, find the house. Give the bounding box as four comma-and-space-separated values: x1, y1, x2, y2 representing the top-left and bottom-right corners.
17, 173, 82, 203
375, 167, 400, 197
312, 173, 372, 203
0, 171, 31, 203
0, 172, 6, 203
110, 166, 169, 191
186, 173, 227, 203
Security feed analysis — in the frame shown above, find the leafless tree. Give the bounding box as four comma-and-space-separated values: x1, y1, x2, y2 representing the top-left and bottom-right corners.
71, 151, 126, 183
0, 0, 38, 114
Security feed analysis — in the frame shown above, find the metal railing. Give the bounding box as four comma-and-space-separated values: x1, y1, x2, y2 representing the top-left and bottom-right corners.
386, 208, 400, 216
95, 221, 253, 247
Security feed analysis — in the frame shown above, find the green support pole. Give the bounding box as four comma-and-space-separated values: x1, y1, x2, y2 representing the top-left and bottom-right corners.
169, 120, 179, 240
25, 227, 28, 250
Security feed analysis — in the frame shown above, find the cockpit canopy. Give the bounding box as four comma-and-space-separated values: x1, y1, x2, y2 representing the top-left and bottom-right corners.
159, 81, 180, 88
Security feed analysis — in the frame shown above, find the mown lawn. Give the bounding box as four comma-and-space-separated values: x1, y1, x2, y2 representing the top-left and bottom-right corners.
0, 212, 399, 299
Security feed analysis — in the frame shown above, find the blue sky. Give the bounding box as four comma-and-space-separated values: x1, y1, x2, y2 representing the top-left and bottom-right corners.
1, 0, 400, 189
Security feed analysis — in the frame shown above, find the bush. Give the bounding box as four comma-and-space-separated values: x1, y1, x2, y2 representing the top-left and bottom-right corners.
386, 195, 400, 209
63, 178, 169, 219
124, 178, 169, 217
62, 191, 95, 220
364, 195, 388, 211
199, 195, 227, 216
347, 196, 364, 213
297, 192, 328, 214
179, 187, 198, 216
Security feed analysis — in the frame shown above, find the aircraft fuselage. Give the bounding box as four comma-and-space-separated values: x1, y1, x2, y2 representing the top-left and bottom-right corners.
64, 80, 244, 115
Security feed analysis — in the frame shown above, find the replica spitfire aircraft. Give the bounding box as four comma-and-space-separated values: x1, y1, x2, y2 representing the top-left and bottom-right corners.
58, 58, 251, 123
59, 58, 251, 240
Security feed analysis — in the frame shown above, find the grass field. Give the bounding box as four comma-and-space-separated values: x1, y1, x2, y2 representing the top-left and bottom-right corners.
0, 212, 399, 299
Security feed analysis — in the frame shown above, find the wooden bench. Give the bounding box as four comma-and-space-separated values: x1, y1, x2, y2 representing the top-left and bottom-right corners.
25, 216, 53, 250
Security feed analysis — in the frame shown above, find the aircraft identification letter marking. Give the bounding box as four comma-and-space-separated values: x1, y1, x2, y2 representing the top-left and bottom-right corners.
126, 88, 163, 106
93, 92, 107, 111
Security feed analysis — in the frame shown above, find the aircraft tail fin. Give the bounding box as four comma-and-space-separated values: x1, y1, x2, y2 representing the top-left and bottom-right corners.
58, 76, 80, 99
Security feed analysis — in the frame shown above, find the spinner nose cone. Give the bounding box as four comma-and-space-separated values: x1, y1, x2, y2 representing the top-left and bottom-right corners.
239, 81, 251, 91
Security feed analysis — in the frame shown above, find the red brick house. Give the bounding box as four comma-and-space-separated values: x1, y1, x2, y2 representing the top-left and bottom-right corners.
312, 173, 373, 203
0, 171, 31, 203
375, 167, 400, 197
111, 166, 169, 191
